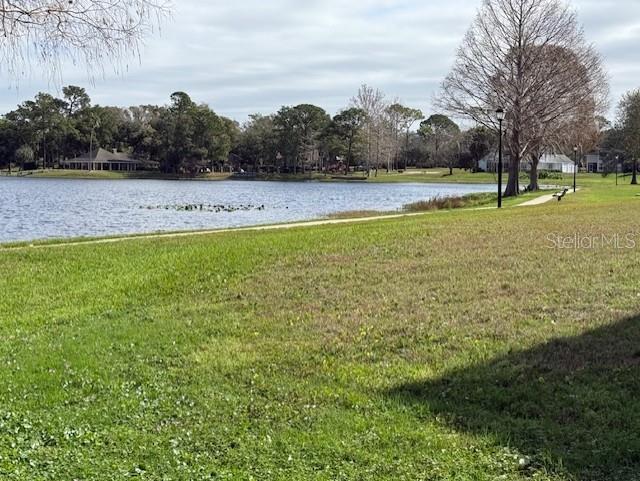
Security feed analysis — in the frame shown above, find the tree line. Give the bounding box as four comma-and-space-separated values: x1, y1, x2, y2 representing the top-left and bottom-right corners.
0, 84, 500, 176
0, 88, 238, 174
0, 80, 636, 180
1, 0, 638, 185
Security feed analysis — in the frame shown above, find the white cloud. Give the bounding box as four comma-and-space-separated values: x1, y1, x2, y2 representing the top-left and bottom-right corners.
0, 0, 638, 122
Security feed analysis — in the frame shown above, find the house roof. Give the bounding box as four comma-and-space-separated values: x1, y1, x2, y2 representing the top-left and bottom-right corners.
67, 148, 139, 164
480, 151, 575, 165
538, 153, 574, 165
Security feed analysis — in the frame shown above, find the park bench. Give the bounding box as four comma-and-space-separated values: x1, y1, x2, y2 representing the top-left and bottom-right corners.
552, 188, 569, 201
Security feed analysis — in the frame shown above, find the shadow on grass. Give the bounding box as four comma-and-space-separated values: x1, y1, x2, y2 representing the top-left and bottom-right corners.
388, 316, 640, 480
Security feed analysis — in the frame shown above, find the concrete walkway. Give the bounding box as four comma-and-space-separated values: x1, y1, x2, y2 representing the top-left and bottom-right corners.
517, 188, 578, 207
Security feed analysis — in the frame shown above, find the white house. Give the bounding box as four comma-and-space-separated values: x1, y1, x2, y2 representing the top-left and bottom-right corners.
478, 151, 510, 173
586, 153, 605, 173
479, 151, 577, 174
535, 153, 577, 174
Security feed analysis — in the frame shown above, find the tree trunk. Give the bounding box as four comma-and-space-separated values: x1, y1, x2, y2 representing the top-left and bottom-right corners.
504, 125, 521, 197
346, 139, 352, 175
405, 129, 410, 170
528, 154, 540, 191
632, 159, 638, 185
504, 153, 520, 197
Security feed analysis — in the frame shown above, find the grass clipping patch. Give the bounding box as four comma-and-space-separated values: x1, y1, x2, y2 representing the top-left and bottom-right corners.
403, 193, 495, 212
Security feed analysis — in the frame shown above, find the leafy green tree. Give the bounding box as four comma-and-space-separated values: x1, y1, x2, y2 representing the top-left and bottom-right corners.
62, 86, 91, 116
236, 114, 279, 172
328, 108, 367, 175
212, 116, 240, 170
274, 104, 330, 173
191, 106, 238, 172
0, 119, 20, 171
464, 126, 493, 172
156, 92, 197, 173
600, 126, 626, 174
93, 107, 127, 151
419, 114, 461, 175
273, 106, 299, 172
124, 105, 164, 162
15, 145, 35, 171
152, 92, 234, 175
6, 93, 67, 168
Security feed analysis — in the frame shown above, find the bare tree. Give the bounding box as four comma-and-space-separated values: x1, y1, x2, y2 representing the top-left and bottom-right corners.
0, 0, 170, 79
438, 0, 608, 196
521, 48, 607, 190
351, 84, 388, 176
387, 103, 423, 170
618, 89, 640, 185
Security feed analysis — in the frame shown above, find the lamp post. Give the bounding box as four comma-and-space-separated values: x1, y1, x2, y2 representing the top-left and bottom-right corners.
573, 145, 578, 193
616, 155, 619, 186
496, 108, 505, 209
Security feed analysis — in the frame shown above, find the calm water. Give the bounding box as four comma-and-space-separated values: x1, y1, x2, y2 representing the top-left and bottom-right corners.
0, 178, 496, 243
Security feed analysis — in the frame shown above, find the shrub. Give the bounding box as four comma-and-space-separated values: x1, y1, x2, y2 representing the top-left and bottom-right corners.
538, 170, 564, 180
403, 193, 495, 212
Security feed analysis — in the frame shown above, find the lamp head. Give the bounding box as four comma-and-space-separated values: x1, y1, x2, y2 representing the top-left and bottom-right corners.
496, 108, 506, 121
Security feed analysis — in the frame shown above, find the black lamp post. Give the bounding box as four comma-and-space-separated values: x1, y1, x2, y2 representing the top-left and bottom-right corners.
616, 155, 619, 186
496, 108, 505, 208
573, 145, 578, 193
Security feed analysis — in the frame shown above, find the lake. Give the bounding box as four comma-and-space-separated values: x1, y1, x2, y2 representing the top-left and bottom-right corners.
0, 177, 496, 243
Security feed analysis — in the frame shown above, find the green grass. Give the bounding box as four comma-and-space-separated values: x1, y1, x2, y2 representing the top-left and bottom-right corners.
2, 169, 232, 181
0, 183, 639, 480
367, 168, 639, 188
367, 168, 499, 183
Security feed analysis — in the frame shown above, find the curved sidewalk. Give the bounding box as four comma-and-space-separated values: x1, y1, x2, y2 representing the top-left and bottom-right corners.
517, 188, 579, 207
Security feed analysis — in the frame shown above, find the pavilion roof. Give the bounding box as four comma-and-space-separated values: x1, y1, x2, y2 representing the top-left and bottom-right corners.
67, 148, 139, 163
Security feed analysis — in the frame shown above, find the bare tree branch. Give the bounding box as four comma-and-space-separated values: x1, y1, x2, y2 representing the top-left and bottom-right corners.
0, 0, 170, 80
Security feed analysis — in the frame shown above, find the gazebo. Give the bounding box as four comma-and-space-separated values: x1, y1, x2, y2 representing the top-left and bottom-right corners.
61, 148, 141, 172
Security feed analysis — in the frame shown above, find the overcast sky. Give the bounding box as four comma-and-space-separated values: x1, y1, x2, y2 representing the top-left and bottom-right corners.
1, 0, 638, 122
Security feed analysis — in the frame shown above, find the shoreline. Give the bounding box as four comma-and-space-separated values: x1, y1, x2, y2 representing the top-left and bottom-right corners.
2, 168, 624, 186
0, 168, 500, 184
0, 190, 558, 250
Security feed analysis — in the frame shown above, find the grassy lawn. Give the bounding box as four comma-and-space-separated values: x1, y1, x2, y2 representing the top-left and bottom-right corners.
367, 168, 499, 184
1, 183, 639, 480
368, 168, 637, 187
2, 169, 232, 181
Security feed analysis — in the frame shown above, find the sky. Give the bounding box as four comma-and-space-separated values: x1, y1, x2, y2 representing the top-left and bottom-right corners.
0, 0, 638, 123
